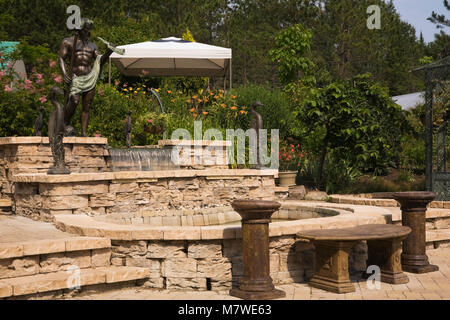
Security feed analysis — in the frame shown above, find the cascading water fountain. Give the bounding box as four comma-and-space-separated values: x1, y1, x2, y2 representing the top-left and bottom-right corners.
108, 147, 179, 171
108, 88, 179, 171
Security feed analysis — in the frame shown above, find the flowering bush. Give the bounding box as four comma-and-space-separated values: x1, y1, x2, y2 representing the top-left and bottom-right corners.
279, 140, 304, 171
0, 45, 294, 156
0, 45, 61, 136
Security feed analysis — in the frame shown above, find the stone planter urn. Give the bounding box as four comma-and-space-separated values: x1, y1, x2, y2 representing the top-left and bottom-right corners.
277, 171, 297, 187
392, 191, 439, 273
229, 199, 286, 300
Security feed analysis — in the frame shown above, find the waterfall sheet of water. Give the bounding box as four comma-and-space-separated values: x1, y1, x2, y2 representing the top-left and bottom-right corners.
109, 148, 179, 171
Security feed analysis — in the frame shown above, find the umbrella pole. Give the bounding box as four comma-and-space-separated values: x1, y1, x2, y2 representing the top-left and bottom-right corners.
229, 58, 232, 95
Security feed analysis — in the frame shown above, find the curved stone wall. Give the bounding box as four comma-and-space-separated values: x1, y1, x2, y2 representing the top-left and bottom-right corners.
52, 202, 392, 291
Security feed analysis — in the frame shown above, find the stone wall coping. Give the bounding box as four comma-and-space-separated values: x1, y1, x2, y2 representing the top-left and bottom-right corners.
158, 139, 232, 147
53, 201, 392, 241
0, 236, 110, 259
0, 136, 108, 145
329, 194, 450, 209
12, 169, 278, 183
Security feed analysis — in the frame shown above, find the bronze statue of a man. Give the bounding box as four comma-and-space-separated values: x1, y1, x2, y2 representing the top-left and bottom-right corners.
58, 18, 119, 137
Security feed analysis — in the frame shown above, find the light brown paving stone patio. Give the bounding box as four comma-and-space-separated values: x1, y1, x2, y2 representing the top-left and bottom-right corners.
63, 247, 450, 300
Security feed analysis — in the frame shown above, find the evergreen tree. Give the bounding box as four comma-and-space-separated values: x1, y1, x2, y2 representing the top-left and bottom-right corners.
428, 0, 450, 28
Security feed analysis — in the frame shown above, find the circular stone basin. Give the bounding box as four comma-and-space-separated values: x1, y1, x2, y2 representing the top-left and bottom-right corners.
93, 204, 342, 227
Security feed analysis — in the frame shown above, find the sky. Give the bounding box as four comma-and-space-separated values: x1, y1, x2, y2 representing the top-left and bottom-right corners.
393, 0, 450, 43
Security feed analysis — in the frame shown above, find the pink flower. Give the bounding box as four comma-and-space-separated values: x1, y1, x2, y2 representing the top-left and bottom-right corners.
25, 79, 32, 85
36, 73, 43, 80
7, 62, 13, 69
39, 96, 47, 103
0, 70, 5, 77
147, 119, 153, 123
115, 81, 120, 86
94, 132, 101, 137
4, 85, 12, 92
53, 76, 62, 83
49, 60, 56, 68
123, 83, 128, 87
36, 79, 43, 85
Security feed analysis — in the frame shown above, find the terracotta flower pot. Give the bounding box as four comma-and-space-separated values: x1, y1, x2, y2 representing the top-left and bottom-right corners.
278, 171, 297, 187
145, 124, 164, 134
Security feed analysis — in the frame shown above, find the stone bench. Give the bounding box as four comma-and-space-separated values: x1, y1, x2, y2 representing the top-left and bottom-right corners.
297, 224, 411, 293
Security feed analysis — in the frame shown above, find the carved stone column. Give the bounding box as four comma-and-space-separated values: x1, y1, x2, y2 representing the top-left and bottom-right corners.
393, 192, 439, 273
229, 199, 285, 300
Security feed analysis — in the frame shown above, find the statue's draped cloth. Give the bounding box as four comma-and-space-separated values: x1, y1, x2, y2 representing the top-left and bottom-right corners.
69, 38, 124, 97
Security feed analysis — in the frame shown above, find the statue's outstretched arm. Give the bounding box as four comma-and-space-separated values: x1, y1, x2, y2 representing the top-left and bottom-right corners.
97, 37, 125, 66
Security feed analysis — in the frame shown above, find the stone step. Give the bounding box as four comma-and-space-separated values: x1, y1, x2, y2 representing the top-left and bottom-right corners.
427, 229, 450, 243
0, 266, 149, 298
385, 207, 450, 222
0, 237, 111, 260
330, 195, 450, 209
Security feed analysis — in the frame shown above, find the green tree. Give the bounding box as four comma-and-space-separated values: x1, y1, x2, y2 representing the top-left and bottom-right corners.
428, 0, 450, 28
313, 0, 423, 95
269, 24, 314, 85
293, 74, 406, 188
427, 31, 450, 59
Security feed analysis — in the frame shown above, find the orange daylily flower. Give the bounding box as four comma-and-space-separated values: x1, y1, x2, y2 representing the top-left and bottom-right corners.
230, 106, 237, 110
202, 111, 208, 115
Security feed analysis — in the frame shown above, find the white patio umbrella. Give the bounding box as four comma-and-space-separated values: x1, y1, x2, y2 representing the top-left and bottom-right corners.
109, 37, 232, 90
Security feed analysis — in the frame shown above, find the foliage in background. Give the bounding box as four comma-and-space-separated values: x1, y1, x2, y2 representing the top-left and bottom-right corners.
0, 44, 61, 137
0, 0, 440, 95
292, 73, 407, 187
269, 24, 314, 85
233, 84, 293, 139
